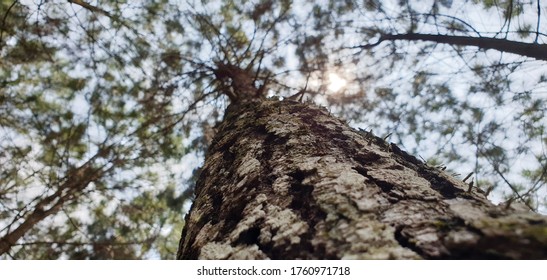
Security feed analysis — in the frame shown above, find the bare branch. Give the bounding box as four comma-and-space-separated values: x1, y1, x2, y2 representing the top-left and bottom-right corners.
66, 0, 111, 17
352, 33, 547, 61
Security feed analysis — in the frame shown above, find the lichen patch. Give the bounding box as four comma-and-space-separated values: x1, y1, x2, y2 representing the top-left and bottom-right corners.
367, 167, 431, 191
236, 155, 261, 178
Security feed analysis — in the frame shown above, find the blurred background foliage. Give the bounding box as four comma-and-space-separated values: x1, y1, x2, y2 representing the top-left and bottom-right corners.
0, 0, 545, 259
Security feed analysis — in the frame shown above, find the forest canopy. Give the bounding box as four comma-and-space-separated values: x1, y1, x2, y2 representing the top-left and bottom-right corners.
0, 0, 546, 259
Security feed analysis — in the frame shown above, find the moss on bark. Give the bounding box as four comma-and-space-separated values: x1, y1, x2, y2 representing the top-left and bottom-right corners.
177, 99, 547, 259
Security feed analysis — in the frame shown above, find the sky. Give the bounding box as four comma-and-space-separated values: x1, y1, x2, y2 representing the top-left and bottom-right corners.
1, 0, 546, 259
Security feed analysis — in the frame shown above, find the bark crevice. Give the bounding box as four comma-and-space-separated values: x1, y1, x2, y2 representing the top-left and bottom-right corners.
178, 99, 547, 260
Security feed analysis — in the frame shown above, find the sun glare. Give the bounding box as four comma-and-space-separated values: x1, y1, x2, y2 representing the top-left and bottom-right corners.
327, 73, 347, 92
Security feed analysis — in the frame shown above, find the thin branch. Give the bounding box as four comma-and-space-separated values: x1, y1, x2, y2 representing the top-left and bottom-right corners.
418, 13, 482, 37
66, 0, 111, 17
493, 167, 535, 211
0, 0, 19, 49
14, 238, 155, 247
536, 0, 541, 43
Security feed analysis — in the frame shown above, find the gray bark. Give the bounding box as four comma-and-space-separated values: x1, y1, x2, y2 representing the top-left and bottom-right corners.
177, 99, 547, 259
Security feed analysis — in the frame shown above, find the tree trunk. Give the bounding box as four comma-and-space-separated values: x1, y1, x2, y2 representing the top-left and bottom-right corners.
177, 99, 547, 259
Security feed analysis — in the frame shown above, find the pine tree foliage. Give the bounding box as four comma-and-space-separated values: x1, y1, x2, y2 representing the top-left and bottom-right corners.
0, 0, 545, 259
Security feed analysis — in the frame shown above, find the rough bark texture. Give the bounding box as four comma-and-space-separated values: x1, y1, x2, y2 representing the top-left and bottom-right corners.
177, 99, 547, 259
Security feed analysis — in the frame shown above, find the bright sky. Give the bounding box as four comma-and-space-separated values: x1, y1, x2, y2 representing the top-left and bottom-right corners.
2, 0, 546, 261
327, 73, 347, 92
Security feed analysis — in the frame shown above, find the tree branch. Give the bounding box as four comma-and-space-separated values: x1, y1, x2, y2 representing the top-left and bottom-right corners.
536, 0, 542, 43
66, 0, 111, 16
0, 0, 18, 49
0, 161, 111, 256
353, 33, 547, 61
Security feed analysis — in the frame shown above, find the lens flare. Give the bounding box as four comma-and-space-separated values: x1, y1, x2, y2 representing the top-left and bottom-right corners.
327, 73, 347, 92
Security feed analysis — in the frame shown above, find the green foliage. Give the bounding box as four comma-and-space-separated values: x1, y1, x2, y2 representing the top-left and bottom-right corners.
1, 0, 545, 259
0, 0, 196, 259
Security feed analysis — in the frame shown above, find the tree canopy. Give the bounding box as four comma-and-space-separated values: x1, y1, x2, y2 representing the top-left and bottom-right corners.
1, 0, 545, 259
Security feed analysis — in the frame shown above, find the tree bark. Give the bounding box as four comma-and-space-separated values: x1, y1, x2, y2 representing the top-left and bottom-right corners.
355, 33, 547, 61
177, 99, 547, 260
